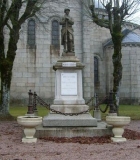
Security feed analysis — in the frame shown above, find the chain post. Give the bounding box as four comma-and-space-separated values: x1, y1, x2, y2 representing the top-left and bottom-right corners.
94, 93, 101, 121
33, 92, 38, 116
27, 90, 34, 114
92, 96, 94, 107
94, 93, 99, 110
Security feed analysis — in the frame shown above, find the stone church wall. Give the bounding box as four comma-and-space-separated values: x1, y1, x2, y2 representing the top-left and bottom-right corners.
9, 0, 140, 105
10, 1, 86, 104
105, 45, 140, 104
91, 25, 110, 97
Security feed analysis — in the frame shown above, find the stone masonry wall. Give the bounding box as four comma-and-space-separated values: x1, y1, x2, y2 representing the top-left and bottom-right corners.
105, 45, 140, 104
10, 0, 83, 105
9, 0, 140, 105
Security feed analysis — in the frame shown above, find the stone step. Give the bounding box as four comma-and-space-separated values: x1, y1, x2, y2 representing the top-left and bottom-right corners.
35, 121, 113, 138
43, 114, 97, 127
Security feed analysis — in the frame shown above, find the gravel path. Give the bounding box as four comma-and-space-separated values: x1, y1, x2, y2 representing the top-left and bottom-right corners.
0, 120, 140, 160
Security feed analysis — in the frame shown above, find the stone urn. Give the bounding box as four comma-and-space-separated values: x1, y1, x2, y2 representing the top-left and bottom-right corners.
17, 116, 42, 143
106, 116, 131, 142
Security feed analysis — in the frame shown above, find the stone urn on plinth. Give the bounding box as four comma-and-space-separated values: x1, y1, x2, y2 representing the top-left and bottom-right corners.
17, 116, 42, 143
106, 116, 131, 142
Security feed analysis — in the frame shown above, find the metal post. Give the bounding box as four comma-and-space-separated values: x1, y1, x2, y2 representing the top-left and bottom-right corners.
94, 93, 101, 121
27, 90, 34, 114
94, 93, 99, 110
33, 92, 38, 116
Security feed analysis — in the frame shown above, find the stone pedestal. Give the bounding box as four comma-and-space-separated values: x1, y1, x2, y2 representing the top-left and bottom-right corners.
106, 116, 131, 142
17, 116, 42, 143
43, 55, 97, 127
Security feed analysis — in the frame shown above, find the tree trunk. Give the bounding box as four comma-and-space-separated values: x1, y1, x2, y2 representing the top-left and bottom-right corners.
0, 0, 41, 115
0, 72, 10, 115
112, 28, 123, 115
0, 27, 20, 115
110, 7, 123, 115
112, 35, 122, 93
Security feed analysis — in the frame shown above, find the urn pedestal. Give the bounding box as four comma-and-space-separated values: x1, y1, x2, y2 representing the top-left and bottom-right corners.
17, 116, 42, 143
106, 116, 131, 142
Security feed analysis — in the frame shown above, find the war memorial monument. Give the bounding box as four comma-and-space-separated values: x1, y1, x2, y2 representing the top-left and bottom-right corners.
36, 9, 111, 138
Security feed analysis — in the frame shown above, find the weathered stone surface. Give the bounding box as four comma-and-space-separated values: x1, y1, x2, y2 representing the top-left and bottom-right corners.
8, 0, 140, 104
36, 121, 112, 138
43, 54, 97, 128
43, 114, 97, 127
49, 104, 89, 113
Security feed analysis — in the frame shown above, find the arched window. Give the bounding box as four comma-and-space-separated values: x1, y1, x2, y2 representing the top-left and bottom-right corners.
94, 57, 99, 83
28, 19, 35, 46
52, 20, 59, 46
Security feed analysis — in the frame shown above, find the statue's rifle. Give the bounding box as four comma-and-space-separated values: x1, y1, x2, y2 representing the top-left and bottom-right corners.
65, 17, 68, 52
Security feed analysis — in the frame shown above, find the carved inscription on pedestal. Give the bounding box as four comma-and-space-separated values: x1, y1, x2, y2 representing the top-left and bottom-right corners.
62, 62, 76, 67
61, 73, 77, 95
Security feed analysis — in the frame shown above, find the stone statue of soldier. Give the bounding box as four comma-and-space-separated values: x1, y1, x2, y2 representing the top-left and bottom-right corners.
60, 8, 74, 54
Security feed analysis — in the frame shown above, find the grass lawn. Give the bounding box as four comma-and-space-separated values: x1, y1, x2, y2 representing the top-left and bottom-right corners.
10, 106, 49, 118
97, 104, 140, 120
9, 104, 140, 120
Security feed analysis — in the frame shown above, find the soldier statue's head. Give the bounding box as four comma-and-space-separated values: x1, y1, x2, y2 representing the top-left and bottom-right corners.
64, 8, 70, 14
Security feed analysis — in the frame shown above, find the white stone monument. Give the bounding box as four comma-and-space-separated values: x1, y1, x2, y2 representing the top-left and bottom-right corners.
43, 8, 97, 128
43, 55, 97, 127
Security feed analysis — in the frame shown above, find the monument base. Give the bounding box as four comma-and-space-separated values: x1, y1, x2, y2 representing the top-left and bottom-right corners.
41, 52, 102, 137
43, 104, 97, 127
62, 51, 75, 56
35, 121, 113, 138
43, 114, 97, 127
49, 104, 89, 113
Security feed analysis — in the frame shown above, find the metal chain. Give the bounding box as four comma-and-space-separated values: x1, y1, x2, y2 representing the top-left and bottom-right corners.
36, 96, 50, 110
95, 96, 110, 113
48, 108, 91, 116
36, 95, 92, 116
35, 94, 108, 116
99, 104, 109, 113
85, 96, 94, 105
96, 96, 108, 107
33, 92, 37, 111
